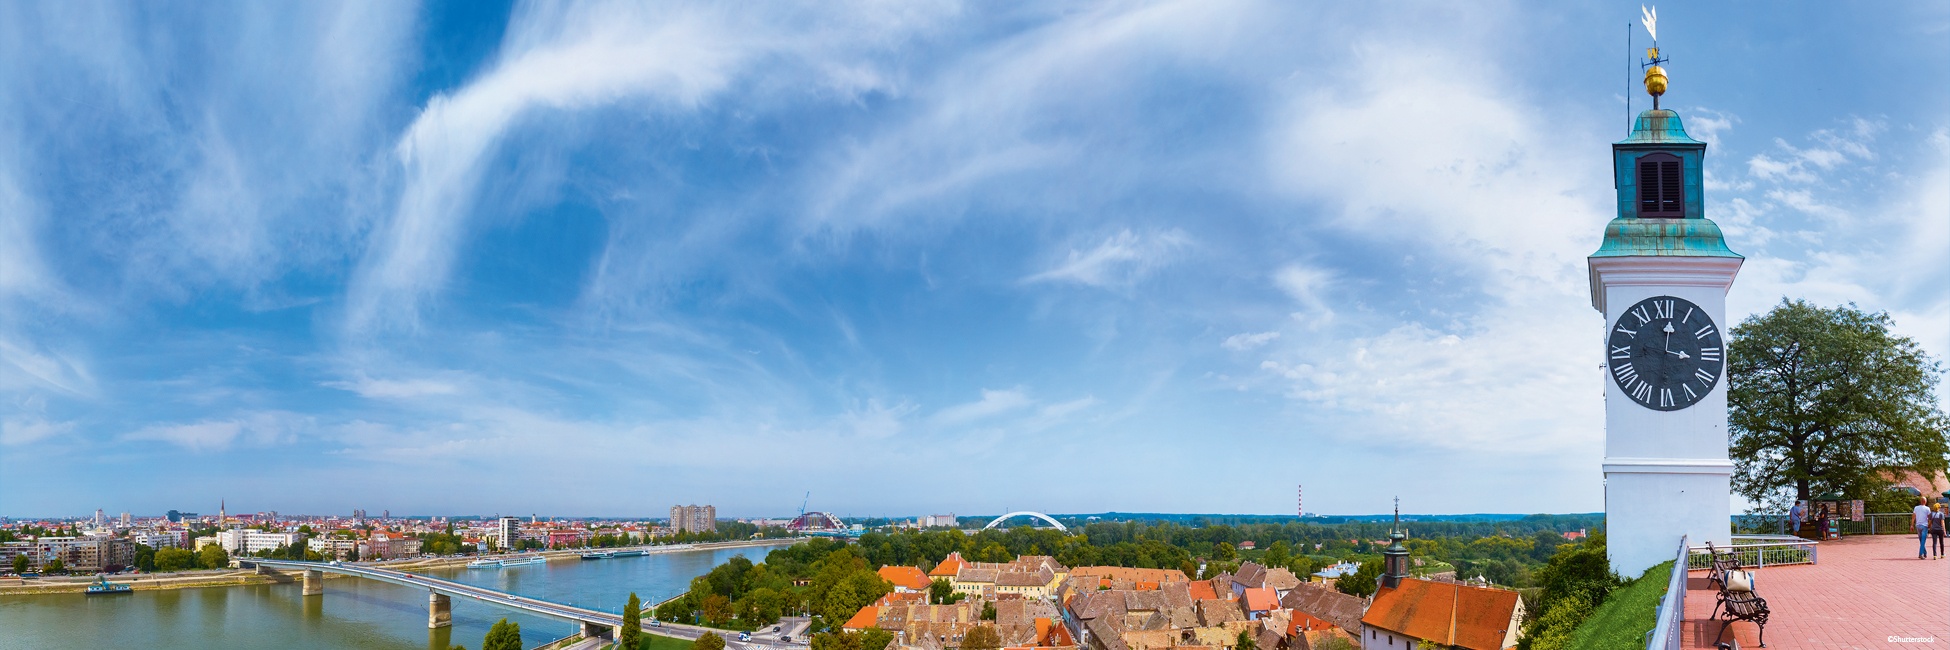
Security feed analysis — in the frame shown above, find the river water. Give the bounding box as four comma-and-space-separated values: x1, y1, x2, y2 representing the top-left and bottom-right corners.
0, 544, 782, 649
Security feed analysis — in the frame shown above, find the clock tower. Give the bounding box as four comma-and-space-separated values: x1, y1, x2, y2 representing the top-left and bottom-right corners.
1589, 48, 1743, 576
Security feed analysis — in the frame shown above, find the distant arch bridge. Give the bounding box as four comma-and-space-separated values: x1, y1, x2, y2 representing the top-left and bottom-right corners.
982, 511, 1067, 532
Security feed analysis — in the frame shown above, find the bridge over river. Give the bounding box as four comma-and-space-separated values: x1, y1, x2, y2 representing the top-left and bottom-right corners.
249, 559, 789, 646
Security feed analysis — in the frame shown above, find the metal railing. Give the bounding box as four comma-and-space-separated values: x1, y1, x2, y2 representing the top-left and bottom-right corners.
1740, 512, 1923, 536
1646, 535, 1688, 650
1686, 537, 1818, 570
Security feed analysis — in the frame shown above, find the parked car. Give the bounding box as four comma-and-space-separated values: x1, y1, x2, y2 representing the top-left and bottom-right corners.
649, 620, 663, 628
781, 636, 791, 643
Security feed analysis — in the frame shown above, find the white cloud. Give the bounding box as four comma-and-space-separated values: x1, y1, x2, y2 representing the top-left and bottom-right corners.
931, 388, 1034, 428
1222, 331, 1281, 351
324, 375, 463, 399
1025, 229, 1190, 288
843, 399, 917, 439
124, 412, 308, 452
347, 1, 956, 334
0, 417, 70, 446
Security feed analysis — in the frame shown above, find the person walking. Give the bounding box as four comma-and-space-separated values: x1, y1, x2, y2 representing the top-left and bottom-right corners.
1789, 500, 1805, 537
1931, 503, 1946, 559
1914, 498, 1933, 560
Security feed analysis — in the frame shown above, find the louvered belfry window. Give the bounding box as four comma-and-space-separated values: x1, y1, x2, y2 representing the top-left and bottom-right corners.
1637, 152, 1684, 218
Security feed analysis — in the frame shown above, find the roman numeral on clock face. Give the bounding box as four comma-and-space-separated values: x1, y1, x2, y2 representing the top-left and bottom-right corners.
1699, 347, 1721, 362
1683, 384, 1697, 399
1653, 300, 1674, 319
1615, 325, 1638, 337
1613, 363, 1637, 383
1631, 382, 1653, 403
1694, 368, 1716, 383
1610, 345, 1631, 360
1631, 305, 1652, 325
1695, 324, 1716, 339
1658, 389, 1674, 407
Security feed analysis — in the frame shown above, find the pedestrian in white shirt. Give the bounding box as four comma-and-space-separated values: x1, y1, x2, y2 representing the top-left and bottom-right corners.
1915, 498, 1933, 560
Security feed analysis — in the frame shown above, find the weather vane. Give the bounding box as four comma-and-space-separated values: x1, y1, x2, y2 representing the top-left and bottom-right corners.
1640, 5, 1669, 109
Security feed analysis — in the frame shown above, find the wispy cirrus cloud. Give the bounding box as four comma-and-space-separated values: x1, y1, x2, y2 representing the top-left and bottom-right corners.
1025, 229, 1191, 288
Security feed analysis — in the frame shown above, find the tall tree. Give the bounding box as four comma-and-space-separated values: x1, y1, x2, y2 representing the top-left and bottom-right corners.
622, 592, 643, 650
1728, 300, 1948, 509
961, 625, 1001, 650
483, 618, 523, 650
1234, 629, 1257, 650
694, 632, 726, 650
198, 544, 230, 570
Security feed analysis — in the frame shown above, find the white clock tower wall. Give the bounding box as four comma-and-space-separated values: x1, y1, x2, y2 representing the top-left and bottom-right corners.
1592, 257, 1740, 575
1588, 89, 1746, 577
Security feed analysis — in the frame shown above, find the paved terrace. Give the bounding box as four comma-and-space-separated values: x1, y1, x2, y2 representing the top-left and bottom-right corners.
1683, 534, 1948, 649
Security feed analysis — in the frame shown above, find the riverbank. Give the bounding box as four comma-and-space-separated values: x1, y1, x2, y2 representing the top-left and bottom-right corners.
0, 568, 348, 595
0, 537, 808, 596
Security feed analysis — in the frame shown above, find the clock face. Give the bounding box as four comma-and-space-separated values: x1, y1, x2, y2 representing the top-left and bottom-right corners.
1607, 295, 1724, 411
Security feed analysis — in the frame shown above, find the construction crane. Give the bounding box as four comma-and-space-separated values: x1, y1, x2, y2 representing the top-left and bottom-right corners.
800, 492, 810, 517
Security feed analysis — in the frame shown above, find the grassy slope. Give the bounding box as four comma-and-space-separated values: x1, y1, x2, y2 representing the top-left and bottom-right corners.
1567, 560, 1672, 649
642, 633, 697, 650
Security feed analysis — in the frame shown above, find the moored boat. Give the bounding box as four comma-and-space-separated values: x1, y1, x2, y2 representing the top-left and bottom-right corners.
85, 576, 133, 595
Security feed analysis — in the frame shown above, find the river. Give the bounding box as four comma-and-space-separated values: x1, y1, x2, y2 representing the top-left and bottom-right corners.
0, 544, 783, 649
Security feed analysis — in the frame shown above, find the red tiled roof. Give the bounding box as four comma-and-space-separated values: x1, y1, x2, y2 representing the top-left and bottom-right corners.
881, 565, 934, 591
1188, 580, 1219, 601
931, 552, 968, 577
842, 605, 883, 631
1241, 587, 1279, 612
1286, 610, 1337, 635
1361, 579, 1520, 650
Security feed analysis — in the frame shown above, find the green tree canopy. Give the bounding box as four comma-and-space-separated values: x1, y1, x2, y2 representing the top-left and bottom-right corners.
1333, 559, 1382, 598
43, 557, 66, 574
199, 544, 230, 570
622, 592, 642, 650
482, 618, 522, 650
1235, 629, 1257, 650
961, 625, 1001, 650
1729, 300, 1948, 509
694, 632, 726, 650
155, 547, 195, 572
12, 554, 29, 574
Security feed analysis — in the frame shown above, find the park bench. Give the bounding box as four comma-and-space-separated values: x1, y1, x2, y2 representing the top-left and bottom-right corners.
1702, 543, 1770, 648
1702, 541, 1740, 590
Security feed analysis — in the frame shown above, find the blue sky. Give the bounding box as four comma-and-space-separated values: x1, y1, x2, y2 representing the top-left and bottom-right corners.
1, 1, 1944, 519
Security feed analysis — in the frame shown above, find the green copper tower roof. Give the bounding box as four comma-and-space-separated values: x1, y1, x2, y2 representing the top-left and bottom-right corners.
1590, 217, 1741, 258
1591, 108, 1741, 260
1616, 109, 1704, 146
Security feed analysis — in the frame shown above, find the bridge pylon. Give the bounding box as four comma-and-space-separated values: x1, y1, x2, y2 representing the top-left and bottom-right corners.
302, 569, 323, 596
429, 592, 452, 629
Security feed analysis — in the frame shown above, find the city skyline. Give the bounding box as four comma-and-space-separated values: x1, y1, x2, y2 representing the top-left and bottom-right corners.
0, 2, 1944, 517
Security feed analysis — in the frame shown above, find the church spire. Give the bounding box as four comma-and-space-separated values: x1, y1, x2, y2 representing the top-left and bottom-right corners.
1380, 497, 1410, 590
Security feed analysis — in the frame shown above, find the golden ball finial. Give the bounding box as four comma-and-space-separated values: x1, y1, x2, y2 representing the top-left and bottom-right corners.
1642, 47, 1668, 105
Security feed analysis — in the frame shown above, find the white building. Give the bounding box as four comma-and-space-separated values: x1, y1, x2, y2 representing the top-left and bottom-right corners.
669, 505, 716, 534
217, 529, 304, 555
133, 531, 186, 549
496, 516, 521, 550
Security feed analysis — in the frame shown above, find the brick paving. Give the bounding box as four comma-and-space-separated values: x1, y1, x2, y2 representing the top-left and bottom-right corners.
1682, 534, 1949, 648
